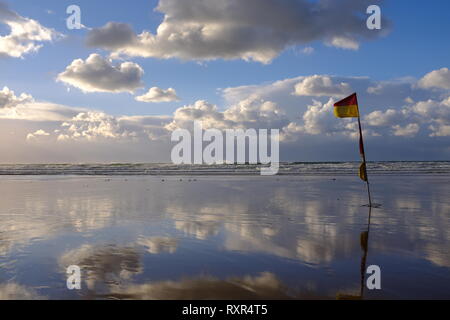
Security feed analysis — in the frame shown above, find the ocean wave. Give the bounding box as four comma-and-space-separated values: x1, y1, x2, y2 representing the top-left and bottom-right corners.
0, 162, 449, 176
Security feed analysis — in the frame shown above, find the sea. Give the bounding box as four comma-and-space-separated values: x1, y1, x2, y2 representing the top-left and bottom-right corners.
0, 161, 449, 176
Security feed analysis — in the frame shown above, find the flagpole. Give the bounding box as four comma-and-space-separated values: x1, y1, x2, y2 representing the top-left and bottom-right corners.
359, 206, 373, 297
356, 96, 372, 207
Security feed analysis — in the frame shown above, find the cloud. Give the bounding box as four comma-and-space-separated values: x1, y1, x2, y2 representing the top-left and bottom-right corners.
86, 22, 136, 50
53, 67, 450, 149
392, 123, 420, 137
220, 69, 450, 145
20, 68, 450, 145
0, 2, 59, 58
0, 101, 83, 122
48, 111, 172, 143
0, 87, 172, 144
418, 68, 450, 90
414, 97, 450, 137
58, 112, 133, 141
325, 36, 360, 50
429, 124, 450, 137
300, 99, 339, 135
3, 67, 450, 162
293, 75, 352, 97
0, 86, 33, 108
57, 54, 144, 93
135, 87, 180, 103
166, 97, 289, 132
285, 95, 450, 140
281, 98, 365, 141
0, 87, 85, 121
86, 0, 388, 64
26, 129, 50, 140
362, 96, 450, 137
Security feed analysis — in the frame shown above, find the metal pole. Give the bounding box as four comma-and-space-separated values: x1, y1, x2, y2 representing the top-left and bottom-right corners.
356, 96, 372, 207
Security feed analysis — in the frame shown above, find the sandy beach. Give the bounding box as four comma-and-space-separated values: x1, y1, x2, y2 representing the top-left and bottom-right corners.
0, 174, 449, 300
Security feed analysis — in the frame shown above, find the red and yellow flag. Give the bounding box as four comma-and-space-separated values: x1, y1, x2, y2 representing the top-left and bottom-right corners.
334, 93, 359, 118
333, 93, 368, 182
359, 162, 368, 182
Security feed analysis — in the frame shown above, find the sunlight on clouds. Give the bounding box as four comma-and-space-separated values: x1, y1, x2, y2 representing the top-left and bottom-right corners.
57, 54, 144, 93
293, 75, 352, 97
135, 87, 180, 103
86, 0, 387, 63
0, 86, 32, 108
392, 123, 420, 137
0, 87, 84, 121
165, 97, 288, 132
1, 67, 450, 162
418, 68, 450, 90
0, 2, 59, 59
26, 129, 50, 140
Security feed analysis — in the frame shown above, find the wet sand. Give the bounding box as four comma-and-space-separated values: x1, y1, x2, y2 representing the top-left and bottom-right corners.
0, 175, 449, 299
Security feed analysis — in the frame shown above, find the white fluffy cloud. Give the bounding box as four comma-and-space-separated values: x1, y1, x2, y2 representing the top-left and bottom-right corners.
392, 123, 420, 137
57, 54, 144, 93
0, 2, 59, 58
56, 111, 171, 142
166, 97, 288, 132
281, 98, 366, 141
418, 68, 450, 90
0, 88, 175, 162
359, 96, 450, 138
135, 87, 180, 103
294, 75, 352, 97
57, 112, 138, 141
0, 87, 171, 143
0, 86, 32, 108
86, 0, 388, 64
26, 129, 50, 140
365, 109, 404, 127
429, 124, 450, 137
221, 68, 450, 141
3, 67, 450, 162
129, 68, 450, 141
300, 99, 338, 135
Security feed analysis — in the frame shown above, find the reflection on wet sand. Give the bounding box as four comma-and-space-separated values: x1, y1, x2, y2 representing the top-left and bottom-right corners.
59, 244, 142, 293
103, 272, 327, 300
0, 176, 449, 299
0, 283, 45, 300
337, 207, 373, 300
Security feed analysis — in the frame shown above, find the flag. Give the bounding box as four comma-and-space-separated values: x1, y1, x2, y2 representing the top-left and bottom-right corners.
359, 135, 365, 157
359, 162, 368, 182
334, 93, 359, 118
333, 92, 372, 206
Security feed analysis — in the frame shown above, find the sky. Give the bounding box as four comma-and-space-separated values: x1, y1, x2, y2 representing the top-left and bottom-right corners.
0, 0, 449, 163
